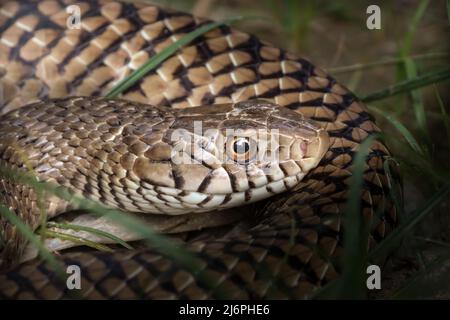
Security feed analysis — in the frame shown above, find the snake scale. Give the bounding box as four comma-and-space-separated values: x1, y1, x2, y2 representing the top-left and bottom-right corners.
0, 0, 398, 299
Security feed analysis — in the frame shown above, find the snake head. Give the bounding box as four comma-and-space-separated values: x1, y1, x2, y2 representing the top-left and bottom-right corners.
148, 99, 330, 211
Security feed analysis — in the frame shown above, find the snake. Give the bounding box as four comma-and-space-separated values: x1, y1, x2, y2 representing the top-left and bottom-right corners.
0, 0, 398, 299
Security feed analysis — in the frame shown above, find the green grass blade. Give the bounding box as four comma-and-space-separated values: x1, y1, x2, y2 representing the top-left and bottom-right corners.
434, 85, 450, 148
447, 0, 450, 27
400, 0, 429, 57
314, 135, 378, 299
403, 58, 429, 144
0, 205, 65, 278
13, 147, 50, 245
47, 222, 133, 250
383, 157, 404, 215
328, 52, 450, 74
369, 183, 450, 261
368, 106, 424, 155
415, 236, 450, 248
335, 134, 379, 298
0, 233, 5, 248
395, 0, 430, 145
41, 229, 114, 253
361, 68, 450, 103
106, 18, 242, 98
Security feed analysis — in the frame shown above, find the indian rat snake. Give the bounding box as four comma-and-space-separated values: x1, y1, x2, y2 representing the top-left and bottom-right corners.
0, 0, 398, 299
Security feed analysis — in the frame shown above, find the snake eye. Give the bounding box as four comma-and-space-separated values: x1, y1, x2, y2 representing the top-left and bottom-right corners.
229, 137, 254, 163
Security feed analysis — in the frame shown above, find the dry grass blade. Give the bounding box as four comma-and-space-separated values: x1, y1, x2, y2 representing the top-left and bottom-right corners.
47, 222, 133, 250
40, 229, 114, 253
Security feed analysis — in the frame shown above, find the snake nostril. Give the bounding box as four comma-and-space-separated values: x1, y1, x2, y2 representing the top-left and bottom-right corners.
289, 140, 307, 161
300, 141, 307, 156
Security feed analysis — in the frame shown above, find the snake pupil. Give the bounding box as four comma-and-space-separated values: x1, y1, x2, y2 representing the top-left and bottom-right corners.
233, 138, 250, 154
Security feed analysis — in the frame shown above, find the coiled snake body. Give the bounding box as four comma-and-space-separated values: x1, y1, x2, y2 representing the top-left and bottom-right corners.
0, 0, 397, 299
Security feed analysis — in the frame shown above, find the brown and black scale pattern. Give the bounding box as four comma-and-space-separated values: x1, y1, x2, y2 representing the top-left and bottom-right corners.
0, 0, 399, 299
